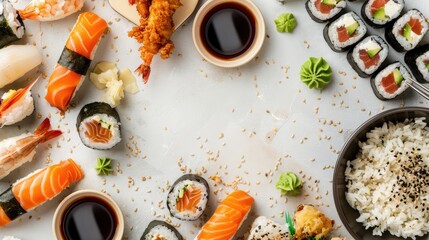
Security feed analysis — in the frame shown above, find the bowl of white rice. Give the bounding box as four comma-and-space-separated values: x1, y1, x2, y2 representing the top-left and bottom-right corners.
333, 107, 429, 240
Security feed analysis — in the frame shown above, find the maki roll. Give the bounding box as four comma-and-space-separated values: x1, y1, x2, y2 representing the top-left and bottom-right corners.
76, 102, 121, 150
385, 9, 428, 52
370, 62, 411, 100
167, 174, 209, 221
405, 44, 429, 83
361, 0, 404, 28
247, 216, 290, 240
305, 0, 346, 23
347, 35, 389, 78
0, 0, 25, 48
324, 12, 367, 52
141, 220, 183, 240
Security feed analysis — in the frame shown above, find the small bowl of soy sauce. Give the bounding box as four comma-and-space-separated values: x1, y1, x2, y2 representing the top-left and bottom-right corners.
53, 190, 124, 240
192, 0, 265, 68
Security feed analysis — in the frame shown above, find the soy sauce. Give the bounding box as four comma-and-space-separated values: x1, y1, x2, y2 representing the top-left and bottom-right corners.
201, 2, 256, 59
61, 197, 117, 240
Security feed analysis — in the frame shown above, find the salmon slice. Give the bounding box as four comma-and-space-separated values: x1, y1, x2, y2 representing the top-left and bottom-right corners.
408, 17, 423, 35
0, 207, 11, 227
176, 186, 202, 213
0, 78, 38, 118
65, 12, 107, 60
45, 64, 82, 112
337, 26, 351, 43
381, 72, 399, 94
84, 120, 113, 143
370, 0, 387, 15
12, 159, 83, 211
315, 0, 334, 14
197, 190, 254, 240
359, 49, 380, 69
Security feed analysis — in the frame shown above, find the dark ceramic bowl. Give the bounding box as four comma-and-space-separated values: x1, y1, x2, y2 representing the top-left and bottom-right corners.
333, 107, 429, 240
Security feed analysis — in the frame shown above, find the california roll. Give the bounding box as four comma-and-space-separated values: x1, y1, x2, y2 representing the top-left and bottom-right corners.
405, 44, 429, 83
361, 0, 404, 28
167, 174, 209, 221
385, 9, 428, 52
347, 35, 389, 78
324, 12, 367, 52
141, 220, 183, 240
370, 62, 411, 100
305, 0, 346, 23
0, 0, 25, 48
76, 102, 121, 150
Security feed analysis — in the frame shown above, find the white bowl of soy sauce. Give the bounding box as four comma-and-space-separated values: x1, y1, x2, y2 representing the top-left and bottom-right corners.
53, 190, 124, 240
192, 0, 265, 68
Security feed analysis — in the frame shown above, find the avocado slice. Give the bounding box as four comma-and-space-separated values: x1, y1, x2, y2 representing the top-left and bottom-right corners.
393, 68, 403, 85
403, 24, 412, 41
426, 63, 429, 71
322, 0, 337, 6
367, 47, 382, 58
373, 7, 387, 20
346, 22, 359, 36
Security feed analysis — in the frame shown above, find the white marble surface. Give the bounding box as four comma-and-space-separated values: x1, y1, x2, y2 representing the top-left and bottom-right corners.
1, 0, 429, 239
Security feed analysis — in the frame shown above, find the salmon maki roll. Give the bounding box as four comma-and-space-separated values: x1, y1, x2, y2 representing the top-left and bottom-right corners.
45, 12, 107, 113
0, 159, 83, 227
167, 174, 210, 221
196, 190, 254, 240
77, 102, 121, 150
361, 0, 404, 28
305, 0, 346, 23
405, 44, 429, 83
141, 220, 184, 240
370, 62, 412, 100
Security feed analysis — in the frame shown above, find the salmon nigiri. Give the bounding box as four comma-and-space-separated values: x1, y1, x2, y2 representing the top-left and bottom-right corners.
0, 76, 39, 127
0, 118, 62, 179
196, 190, 254, 240
45, 12, 107, 113
0, 159, 83, 227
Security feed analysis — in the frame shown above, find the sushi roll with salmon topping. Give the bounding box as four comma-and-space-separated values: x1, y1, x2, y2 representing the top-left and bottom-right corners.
141, 220, 184, 240
324, 12, 367, 52
361, 0, 404, 28
0, 0, 25, 48
370, 62, 411, 100
77, 102, 121, 150
196, 190, 254, 240
167, 174, 209, 221
305, 0, 346, 23
0, 159, 83, 227
405, 44, 429, 83
45, 12, 107, 113
347, 35, 389, 78
385, 9, 428, 52
0, 77, 38, 127
247, 216, 290, 240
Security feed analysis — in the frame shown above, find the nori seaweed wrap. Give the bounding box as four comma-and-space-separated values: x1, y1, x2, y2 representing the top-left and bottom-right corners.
0, 187, 26, 221
0, 0, 24, 48
141, 220, 184, 240
404, 44, 429, 83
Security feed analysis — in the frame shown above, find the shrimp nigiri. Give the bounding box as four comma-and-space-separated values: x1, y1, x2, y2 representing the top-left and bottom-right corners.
0, 76, 39, 127
0, 118, 62, 179
19, 0, 85, 22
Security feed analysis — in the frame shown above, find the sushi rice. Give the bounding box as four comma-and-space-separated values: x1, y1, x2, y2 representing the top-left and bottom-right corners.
0, 90, 34, 127
351, 36, 388, 75
167, 178, 208, 221
78, 114, 121, 150
374, 62, 411, 99
392, 10, 428, 51
143, 225, 180, 240
327, 12, 367, 51
247, 216, 290, 240
416, 51, 429, 82
306, 0, 346, 21
363, 0, 404, 26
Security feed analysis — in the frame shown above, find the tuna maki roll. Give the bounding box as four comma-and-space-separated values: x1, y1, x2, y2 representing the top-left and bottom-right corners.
76, 102, 121, 150
324, 12, 367, 52
370, 62, 411, 100
141, 220, 183, 240
0, 0, 24, 48
247, 216, 290, 240
385, 9, 428, 52
305, 0, 346, 23
347, 35, 389, 78
405, 44, 429, 83
361, 0, 404, 28
167, 174, 209, 221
